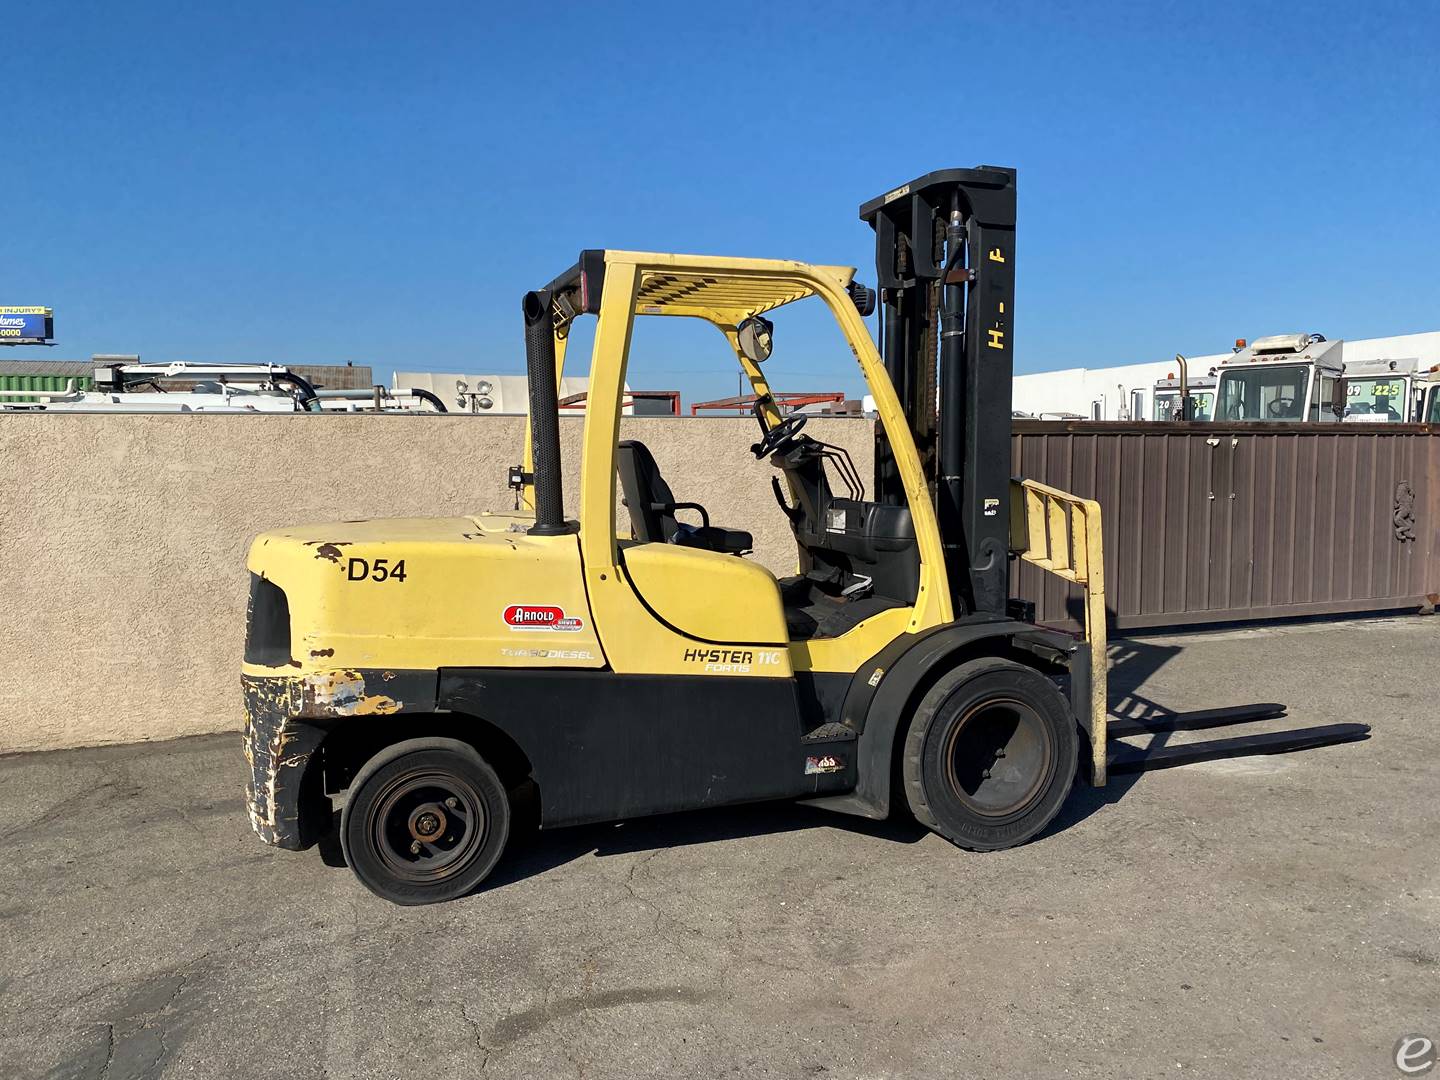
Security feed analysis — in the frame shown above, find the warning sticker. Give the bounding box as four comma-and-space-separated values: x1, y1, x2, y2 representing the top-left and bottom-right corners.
804, 754, 844, 775
502, 605, 584, 632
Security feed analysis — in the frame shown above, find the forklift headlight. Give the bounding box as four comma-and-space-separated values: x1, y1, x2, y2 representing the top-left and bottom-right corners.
847, 281, 876, 317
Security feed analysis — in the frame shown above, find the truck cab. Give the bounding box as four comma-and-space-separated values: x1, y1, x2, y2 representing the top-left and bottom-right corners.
1152, 373, 1216, 421
1420, 368, 1440, 424
1214, 334, 1343, 422
1338, 356, 1421, 423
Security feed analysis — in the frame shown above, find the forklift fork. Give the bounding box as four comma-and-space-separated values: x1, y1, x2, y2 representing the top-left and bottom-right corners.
1106, 707, 1370, 775
1007, 478, 1371, 783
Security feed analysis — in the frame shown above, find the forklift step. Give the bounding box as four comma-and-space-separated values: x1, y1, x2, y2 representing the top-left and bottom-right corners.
1106, 722, 1371, 775
1106, 703, 1287, 740
802, 722, 857, 743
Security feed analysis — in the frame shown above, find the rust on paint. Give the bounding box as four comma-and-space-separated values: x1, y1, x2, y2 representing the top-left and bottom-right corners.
303, 539, 352, 563
243, 667, 407, 849
302, 669, 403, 717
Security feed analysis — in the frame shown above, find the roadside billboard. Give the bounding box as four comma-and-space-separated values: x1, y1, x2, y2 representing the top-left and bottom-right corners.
0, 307, 54, 344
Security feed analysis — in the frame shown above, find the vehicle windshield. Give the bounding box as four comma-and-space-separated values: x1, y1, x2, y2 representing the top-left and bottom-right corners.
1427, 387, 1440, 424
1153, 391, 1214, 421
1215, 364, 1310, 421
1343, 376, 1408, 422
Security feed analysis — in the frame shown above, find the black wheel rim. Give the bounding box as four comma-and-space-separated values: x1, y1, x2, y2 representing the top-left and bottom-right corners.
365, 768, 487, 884
942, 697, 1054, 819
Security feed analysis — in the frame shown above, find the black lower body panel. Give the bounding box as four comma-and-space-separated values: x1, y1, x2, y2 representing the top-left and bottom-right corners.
440, 669, 852, 828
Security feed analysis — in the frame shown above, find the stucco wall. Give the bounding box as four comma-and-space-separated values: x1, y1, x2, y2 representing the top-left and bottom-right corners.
0, 414, 873, 752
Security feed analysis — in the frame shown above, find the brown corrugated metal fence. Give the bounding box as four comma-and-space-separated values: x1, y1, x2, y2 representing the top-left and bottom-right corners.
1010, 421, 1440, 630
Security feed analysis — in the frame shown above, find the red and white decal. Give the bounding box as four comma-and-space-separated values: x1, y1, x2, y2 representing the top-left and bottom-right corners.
502, 604, 584, 632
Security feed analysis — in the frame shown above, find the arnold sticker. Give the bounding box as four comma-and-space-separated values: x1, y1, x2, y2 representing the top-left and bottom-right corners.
804, 755, 843, 775
503, 604, 584, 632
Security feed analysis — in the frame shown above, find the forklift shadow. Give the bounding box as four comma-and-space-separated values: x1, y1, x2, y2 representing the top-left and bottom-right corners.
1039, 634, 1185, 836
316, 801, 930, 890
481, 801, 931, 891
1042, 630, 1367, 840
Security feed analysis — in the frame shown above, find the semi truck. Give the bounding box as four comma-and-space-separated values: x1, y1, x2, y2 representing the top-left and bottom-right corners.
1152, 372, 1216, 421
1337, 356, 1422, 423
1213, 333, 1344, 422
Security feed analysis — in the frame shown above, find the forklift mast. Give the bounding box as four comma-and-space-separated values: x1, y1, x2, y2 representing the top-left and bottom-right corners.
860, 167, 1017, 619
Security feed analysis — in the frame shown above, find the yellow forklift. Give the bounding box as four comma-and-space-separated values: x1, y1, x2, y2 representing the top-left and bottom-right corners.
240, 167, 1360, 904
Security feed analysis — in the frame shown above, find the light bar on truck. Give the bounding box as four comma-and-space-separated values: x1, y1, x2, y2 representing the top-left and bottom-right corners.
1250, 333, 1311, 354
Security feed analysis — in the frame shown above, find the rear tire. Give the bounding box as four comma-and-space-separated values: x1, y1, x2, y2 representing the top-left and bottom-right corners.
341, 738, 511, 905
902, 657, 1078, 851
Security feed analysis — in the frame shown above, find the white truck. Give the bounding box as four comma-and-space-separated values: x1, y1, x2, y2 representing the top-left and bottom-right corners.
1419, 367, 1440, 424
0, 360, 447, 413
1213, 333, 1345, 423
1337, 356, 1422, 423
1152, 372, 1216, 421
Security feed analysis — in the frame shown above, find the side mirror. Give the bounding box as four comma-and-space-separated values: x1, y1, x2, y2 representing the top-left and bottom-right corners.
737, 316, 774, 363
1331, 378, 1347, 418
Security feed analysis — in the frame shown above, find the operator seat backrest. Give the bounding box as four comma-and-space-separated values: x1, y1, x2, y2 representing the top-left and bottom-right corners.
616, 440, 676, 543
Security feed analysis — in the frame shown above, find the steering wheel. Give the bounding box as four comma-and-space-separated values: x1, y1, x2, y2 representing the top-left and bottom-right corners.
751, 413, 807, 459
1266, 397, 1297, 418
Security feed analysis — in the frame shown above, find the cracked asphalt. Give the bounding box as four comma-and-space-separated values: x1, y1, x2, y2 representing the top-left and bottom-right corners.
2, 616, 1437, 1079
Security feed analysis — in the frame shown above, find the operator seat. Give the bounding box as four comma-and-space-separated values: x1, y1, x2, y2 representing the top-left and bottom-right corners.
616, 440, 753, 555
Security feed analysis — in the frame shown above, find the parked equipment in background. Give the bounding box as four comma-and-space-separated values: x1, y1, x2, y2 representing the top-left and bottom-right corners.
1337, 356, 1421, 423
0, 359, 319, 412
1213, 333, 1345, 422
1419, 367, 1440, 424
0, 360, 450, 414
239, 168, 1370, 905
312, 386, 448, 412
1153, 368, 1216, 421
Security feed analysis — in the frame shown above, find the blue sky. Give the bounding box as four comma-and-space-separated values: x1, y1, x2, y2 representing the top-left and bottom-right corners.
4, 1, 1437, 405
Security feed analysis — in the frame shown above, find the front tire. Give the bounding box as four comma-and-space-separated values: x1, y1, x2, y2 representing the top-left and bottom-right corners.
341, 738, 511, 905
902, 657, 1078, 851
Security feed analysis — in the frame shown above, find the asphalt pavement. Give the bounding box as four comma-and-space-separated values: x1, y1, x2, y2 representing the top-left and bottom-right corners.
1, 616, 1436, 1079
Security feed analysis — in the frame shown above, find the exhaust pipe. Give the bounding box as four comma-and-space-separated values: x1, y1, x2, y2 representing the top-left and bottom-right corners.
1176, 353, 1191, 420
523, 290, 571, 535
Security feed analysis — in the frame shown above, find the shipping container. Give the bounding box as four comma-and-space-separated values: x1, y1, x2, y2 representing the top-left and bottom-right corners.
1011, 421, 1440, 630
